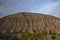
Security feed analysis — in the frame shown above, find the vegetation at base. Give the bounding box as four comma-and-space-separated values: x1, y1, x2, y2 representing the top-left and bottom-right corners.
21, 32, 45, 40
0, 32, 45, 40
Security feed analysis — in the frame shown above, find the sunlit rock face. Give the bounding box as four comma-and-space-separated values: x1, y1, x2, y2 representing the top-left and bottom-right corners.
0, 12, 60, 33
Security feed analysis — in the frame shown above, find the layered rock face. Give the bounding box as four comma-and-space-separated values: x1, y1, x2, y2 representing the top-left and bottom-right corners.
0, 12, 60, 33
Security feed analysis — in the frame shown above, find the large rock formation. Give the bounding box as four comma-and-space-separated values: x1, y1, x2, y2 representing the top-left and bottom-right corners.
0, 12, 60, 33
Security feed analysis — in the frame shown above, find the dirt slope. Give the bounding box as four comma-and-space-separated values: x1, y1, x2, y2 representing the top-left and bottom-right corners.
0, 12, 60, 33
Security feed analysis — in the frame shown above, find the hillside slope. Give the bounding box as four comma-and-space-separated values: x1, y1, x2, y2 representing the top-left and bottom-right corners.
0, 12, 60, 33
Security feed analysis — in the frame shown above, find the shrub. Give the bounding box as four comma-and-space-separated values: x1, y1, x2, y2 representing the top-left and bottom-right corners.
0, 32, 45, 40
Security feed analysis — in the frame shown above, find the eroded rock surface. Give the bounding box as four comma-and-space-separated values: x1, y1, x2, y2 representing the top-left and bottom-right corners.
0, 12, 60, 33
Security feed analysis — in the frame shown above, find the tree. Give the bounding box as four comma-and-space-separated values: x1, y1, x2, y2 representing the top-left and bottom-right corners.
51, 35, 56, 40
49, 30, 52, 34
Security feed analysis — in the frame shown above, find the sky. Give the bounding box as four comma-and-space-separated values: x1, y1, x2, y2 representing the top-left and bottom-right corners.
0, 0, 60, 18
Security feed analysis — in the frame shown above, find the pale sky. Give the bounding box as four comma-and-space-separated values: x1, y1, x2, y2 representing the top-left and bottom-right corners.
0, 0, 60, 18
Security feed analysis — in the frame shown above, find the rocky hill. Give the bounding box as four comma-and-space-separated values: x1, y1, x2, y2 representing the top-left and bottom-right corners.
0, 12, 60, 33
